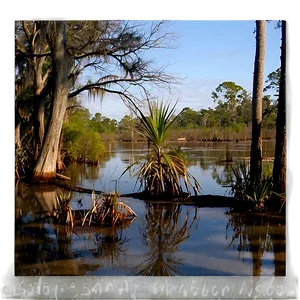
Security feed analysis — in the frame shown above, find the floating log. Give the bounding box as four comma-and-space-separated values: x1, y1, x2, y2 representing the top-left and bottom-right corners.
120, 192, 236, 207
56, 182, 103, 194
189, 194, 236, 207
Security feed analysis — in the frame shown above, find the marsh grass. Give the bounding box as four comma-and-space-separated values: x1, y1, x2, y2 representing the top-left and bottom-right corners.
53, 191, 74, 229
15, 137, 35, 179
82, 191, 136, 227
230, 161, 278, 211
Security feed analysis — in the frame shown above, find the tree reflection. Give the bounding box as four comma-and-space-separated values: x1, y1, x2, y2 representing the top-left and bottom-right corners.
132, 203, 199, 276
15, 218, 103, 275
15, 183, 99, 275
65, 152, 115, 185
199, 156, 211, 170
225, 213, 285, 276
87, 229, 130, 265
211, 163, 233, 186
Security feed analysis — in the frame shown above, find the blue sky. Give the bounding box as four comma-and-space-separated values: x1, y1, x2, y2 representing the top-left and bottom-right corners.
84, 20, 282, 121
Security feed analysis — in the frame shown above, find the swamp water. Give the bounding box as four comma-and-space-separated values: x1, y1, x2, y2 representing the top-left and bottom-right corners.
15, 141, 285, 276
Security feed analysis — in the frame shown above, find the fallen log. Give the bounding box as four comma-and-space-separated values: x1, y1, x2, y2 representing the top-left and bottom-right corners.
120, 191, 236, 207
56, 182, 103, 194
56, 173, 71, 181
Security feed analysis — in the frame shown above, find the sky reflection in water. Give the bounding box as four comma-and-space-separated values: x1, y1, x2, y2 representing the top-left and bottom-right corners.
15, 141, 285, 276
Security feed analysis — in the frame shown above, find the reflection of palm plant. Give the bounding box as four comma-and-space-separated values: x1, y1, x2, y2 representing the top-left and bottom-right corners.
123, 101, 201, 197
54, 191, 74, 229
91, 231, 129, 264
132, 204, 198, 276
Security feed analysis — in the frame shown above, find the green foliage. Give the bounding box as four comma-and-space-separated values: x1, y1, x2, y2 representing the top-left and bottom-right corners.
90, 113, 118, 134
62, 107, 105, 164
245, 177, 273, 210
264, 67, 281, 97
169, 77, 278, 136
262, 161, 273, 179
122, 101, 201, 197
75, 131, 105, 164
230, 161, 277, 211
175, 107, 201, 128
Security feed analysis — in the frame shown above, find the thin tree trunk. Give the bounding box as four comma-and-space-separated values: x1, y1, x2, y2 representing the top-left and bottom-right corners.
33, 21, 70, 182
273, 21, 286, 195
250, 21, 266, 182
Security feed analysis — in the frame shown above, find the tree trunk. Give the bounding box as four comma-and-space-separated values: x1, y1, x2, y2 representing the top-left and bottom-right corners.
39, 99, 45, 143
57, 109, 68, 171
273, 21, 286, 195
56, 131, 64, 171
250, 21, 266, 182
34, 68, 45, 159
32, 22, 48, 160
33, 21, 70, 183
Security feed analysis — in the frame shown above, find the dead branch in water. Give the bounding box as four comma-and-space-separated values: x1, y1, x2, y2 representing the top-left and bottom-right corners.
56, 173, 71, 181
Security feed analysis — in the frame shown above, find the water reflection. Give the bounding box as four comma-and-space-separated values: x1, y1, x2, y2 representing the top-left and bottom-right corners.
16, 182, 59, 220
132, 203, 199, 276
87, 230, 130, 265
63, 152, 115, 186
15, 141, 285, 276
225, 212, 286, 276
211, 163, 233, 186
15, 221, 103, 275
15, 182, 286, 276
61, 140, 275, 196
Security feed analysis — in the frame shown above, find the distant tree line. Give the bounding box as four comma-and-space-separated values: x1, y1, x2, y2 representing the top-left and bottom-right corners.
95, 72, 279, 142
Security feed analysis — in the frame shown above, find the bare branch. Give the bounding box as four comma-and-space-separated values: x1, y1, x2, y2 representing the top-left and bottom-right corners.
68, 76, 141, 98
22, 21, 31, 43
66, 104, 84, 110
16, 49, 51, 58
74, 50, 107, 60
42, 66, 51, 85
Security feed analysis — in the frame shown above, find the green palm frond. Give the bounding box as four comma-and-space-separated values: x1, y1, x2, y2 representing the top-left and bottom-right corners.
121, 100, 201, 197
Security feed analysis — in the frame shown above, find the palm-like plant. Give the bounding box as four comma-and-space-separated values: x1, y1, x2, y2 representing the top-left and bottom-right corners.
230, 161, 282, 211
122, 101, 201, 197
